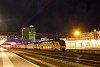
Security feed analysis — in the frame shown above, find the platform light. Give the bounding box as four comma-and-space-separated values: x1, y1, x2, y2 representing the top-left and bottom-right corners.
74, 30, 80, 37
74, 30, 81, 48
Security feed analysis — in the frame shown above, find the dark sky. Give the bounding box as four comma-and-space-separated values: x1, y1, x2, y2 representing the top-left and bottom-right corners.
0, 0, 100, 33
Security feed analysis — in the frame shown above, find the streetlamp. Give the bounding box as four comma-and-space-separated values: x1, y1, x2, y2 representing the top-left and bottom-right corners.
22, 27, 26, 39
74, 30, 80, 48
93, 29, 97, 40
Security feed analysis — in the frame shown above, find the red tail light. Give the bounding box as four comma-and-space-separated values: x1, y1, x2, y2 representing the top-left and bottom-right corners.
62, 46, 66, 48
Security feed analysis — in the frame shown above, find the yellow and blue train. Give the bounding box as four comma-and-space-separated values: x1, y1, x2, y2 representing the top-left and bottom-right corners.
14, 40, 66, 51
33, 40, 66, 51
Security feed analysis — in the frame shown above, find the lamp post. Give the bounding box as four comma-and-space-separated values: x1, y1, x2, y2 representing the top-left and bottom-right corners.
93, 29, 97, 47
74, 30, 80, 48
22, 27, 25, 39
93, 29, 97, 40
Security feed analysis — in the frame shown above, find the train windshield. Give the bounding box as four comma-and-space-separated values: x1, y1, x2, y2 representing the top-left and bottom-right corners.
33, 42, 41, 44
58, 40, 66, 46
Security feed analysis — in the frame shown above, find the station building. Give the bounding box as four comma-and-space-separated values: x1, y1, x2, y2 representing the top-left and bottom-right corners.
62, 30, 100, 49
22, 25, 36, 42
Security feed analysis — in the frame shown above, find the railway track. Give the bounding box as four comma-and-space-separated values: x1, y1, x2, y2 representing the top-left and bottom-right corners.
12, 49, 100, 67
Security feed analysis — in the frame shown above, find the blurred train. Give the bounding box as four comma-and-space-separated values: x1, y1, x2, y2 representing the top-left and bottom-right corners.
1, 43, 12, 49
61, 38, 100, 50
14, 40, 66, 51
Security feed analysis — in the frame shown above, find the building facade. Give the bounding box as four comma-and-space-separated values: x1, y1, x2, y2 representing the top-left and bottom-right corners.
63, 30, 100, 49
22, 25, 36, 42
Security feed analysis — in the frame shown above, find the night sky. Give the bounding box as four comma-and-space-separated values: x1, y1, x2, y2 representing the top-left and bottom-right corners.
0, 0, 100, 33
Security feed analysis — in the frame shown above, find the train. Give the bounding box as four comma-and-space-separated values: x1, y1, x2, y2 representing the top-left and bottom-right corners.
14, 39, 66, 51
3, 38, 100, 51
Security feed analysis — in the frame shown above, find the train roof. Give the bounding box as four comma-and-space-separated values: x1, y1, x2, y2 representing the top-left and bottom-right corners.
33, 42, 41, 44
41, 39, 64, 42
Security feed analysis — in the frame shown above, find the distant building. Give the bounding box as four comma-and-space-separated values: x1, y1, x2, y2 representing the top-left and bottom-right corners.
80, 32, 94, 40
62, 30, 100, 49
80, 30, 100, 40
0, 36, 7, 44
22, 25, 36, 42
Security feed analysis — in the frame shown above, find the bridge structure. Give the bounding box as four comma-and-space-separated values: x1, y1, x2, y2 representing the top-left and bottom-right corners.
0, 32, 68, 38
0, 32, 21, 36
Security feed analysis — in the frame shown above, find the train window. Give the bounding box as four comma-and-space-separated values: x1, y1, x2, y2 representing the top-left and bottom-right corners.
44, 46, 46, 48
46, 46, 48, 48
47, 42, 48, 43
54, 44, 57, 46
43, 42, 45, 44
49, 46, 52, 48
43, 46, 44, 48
47, 46, 50, 48
53, 42, 58, 46
48, 46, 49, 48
49, 42, 52, 43
58, 40, 66, 46
41, 46, 43, 48
38, 44, 39, 46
